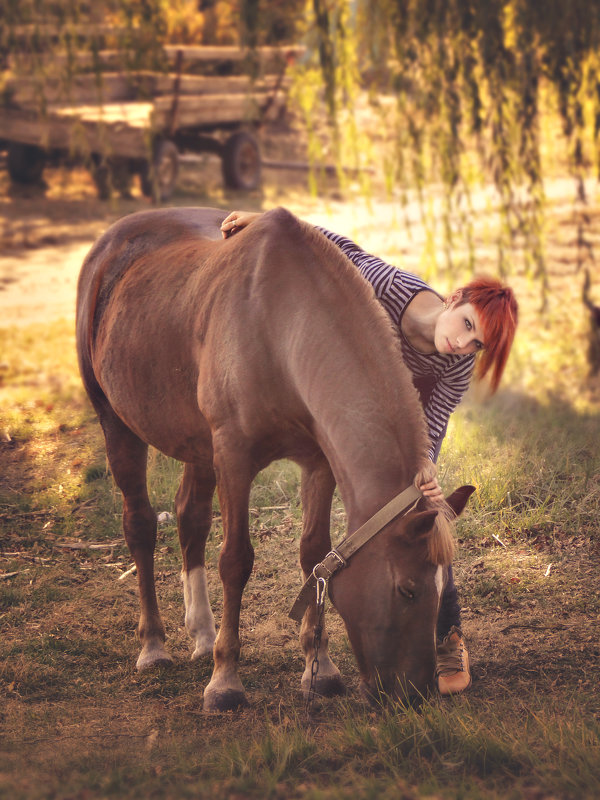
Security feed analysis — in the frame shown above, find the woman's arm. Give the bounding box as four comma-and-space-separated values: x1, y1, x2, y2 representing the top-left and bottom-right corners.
316, 227, 400, 289
421, 358, 474, 457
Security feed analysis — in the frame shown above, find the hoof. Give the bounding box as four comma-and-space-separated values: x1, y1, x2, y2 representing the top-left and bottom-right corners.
203, 688, 249, 713
301, 673, 346, 699
136, 647, 174, 671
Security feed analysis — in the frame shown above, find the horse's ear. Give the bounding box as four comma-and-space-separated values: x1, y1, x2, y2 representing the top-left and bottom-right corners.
444, 485, 476, 518
403, 509, 439, 539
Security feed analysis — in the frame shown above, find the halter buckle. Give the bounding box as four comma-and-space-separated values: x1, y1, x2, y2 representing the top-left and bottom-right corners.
312, 549, 347, 581
325, 549, 347, 569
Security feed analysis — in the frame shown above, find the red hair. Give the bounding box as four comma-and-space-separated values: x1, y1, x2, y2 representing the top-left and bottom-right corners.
456, 277, 518, 392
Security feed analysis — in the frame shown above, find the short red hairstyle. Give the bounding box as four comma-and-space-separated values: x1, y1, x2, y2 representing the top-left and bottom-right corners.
456, 277, 518, 392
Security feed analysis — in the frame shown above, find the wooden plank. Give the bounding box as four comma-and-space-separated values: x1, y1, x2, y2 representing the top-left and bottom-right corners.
0, 107, 151, 159
152, 92, 285, 128
7, 44, 305, 75
51, 101, 154, 127
4, 72, 289, 110
3, 74, 139, 107
162, 44, 304, 66
153, 73, 288, 96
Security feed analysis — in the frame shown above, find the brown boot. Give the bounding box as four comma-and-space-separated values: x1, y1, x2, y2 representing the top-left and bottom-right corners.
436, 626, 472, 695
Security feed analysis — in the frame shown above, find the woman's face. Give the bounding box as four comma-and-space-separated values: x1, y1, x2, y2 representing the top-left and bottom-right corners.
434, 295, 485, 356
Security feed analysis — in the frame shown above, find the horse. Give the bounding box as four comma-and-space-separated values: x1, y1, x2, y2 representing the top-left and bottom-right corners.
76, 206, 474, 711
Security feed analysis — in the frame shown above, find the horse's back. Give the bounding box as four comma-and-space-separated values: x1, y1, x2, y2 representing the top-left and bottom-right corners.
78, 207, 226, 304
75, 206, 318, 461
87, 206, 228, 257
77, 207, 227, 355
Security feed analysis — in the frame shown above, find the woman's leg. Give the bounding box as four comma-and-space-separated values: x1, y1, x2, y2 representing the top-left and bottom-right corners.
436, 565, 461, 640
431, 429, 464, 644
432, 434, 471, 694
412, 388, 471, 695
429, 421, 463, 641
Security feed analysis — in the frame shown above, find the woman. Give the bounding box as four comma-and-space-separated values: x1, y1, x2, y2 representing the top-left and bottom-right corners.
221, 209, 518, 695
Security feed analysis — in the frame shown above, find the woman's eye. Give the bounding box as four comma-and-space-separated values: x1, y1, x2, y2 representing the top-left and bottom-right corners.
475, 340, 483, 350
465, 319, 472, 330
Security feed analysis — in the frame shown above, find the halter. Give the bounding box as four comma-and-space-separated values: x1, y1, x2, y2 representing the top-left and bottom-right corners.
289, 483, 423, 622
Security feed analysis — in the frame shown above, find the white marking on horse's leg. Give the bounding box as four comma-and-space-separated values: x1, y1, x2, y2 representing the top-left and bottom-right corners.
182, 566, 216, 659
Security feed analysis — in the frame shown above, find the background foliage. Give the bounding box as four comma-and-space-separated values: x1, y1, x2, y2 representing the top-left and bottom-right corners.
4, 0, 600, 299
298, 1, 600, 306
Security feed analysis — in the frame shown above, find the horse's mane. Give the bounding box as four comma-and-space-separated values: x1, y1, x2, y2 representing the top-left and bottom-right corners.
426, 500, 456, 566
297, 217, 408, 359
286, 214, 424, 417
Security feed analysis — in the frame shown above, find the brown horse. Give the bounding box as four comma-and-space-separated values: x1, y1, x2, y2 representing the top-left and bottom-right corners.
76, 206, 474, 711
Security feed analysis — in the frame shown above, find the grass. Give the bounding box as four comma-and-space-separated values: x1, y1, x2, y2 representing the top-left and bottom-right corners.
1, 187, 600, 799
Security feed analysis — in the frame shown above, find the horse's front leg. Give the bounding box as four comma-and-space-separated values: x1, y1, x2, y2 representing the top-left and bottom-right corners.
202, 441, 254, 712
299, 457, 345, 698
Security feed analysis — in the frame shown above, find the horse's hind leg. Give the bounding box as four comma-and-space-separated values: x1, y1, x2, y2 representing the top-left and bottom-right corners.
202, 434, 255, 712
99, 409, 172, 670
299, 456, 345, 698
175, 462, 217, 660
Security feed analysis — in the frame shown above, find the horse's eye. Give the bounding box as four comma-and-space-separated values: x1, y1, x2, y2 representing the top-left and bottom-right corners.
397, 584, 415, 600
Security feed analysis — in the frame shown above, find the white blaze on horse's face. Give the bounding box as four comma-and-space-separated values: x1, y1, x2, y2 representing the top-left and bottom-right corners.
435, 565, 444, 598
433, 565, 445, 654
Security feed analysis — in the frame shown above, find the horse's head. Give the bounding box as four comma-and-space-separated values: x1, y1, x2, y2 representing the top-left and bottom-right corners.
328, 485, 475, 706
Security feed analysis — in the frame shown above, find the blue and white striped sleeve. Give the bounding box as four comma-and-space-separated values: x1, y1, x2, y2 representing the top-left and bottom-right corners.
423, 357, 474, 459
316, 227, 418, 319
316, 227, 399, 290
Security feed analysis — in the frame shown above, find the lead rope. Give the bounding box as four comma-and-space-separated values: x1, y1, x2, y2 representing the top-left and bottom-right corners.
305, 576, 327, 716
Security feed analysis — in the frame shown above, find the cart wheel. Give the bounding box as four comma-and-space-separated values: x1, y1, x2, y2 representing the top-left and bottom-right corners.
7, 142, 45, 184
222, 131, 261, 191
141, 140, 179, 202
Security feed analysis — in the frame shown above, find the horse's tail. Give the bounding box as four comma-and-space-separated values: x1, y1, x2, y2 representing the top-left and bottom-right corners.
75, 234, 119, 411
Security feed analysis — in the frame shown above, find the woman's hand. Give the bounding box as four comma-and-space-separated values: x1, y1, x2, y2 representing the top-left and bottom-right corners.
420, 476, 444, 502
416, 460, 444, 503
221, 210, 262, 239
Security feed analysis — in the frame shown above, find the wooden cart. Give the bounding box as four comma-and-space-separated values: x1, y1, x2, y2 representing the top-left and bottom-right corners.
1, 44, 301, 200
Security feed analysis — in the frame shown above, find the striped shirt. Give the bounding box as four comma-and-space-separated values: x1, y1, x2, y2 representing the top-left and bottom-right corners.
318, 227, 475, 459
